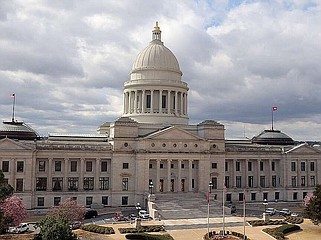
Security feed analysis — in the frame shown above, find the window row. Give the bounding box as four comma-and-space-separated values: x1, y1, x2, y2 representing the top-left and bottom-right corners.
225, 160, 278, 172
1, 161, 24, 172
37, 160, 110, 172
224, 175, 281, 188
37, 196, 110, 207
226, 191, 312, 202
291, 161, 315, 172
149, 162, 196, 169
291, 176, 316, 187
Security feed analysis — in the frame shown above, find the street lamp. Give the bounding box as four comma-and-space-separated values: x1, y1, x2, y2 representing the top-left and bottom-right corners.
263, 199, 268, 213
207, 181, 213, 237
149, 181, 154, 195
136, 202, 141, 218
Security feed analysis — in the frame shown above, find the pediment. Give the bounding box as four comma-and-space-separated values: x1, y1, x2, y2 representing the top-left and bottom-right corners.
0, 138, 33, 151
285, 144, 321, 154
143, 126, 203, 141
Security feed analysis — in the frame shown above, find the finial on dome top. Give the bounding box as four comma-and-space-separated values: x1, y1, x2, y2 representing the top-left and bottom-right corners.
152, 21, 161, 41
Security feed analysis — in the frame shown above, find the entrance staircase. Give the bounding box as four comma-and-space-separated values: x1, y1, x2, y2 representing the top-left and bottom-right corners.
154, 192, 227, 220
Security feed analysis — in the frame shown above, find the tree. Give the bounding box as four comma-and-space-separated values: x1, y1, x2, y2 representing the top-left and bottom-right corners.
34, 215, 78, 240
304, 184, 321, 225
0, 170, 14, 234
49, 198, 85, 222
0, 195, 27, 226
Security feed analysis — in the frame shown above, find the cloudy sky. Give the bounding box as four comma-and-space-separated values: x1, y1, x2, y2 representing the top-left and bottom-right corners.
1, 0, 321, 141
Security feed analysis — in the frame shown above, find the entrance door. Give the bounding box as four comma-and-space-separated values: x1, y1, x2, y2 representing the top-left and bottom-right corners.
181, 179, 185, 192
170, 179, 174, 192
159, 179, 164, 192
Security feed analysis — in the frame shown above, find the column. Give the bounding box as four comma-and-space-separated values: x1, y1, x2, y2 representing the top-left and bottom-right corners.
128, 91, 132, 113
48, 158, 53, 191
156, 160, 160, 193
245, 159, 248, 188
256, 159, 260, 188
180, 92, 183, 115
95, 158, 100, 190
9, 158, 16, 188
185, 93, 188, 115
151, 90, 154, 113
178, 160, 182, 192
232, 159, 236, 188
167, 159, 171, 192
268, 159, 272, 188
167, 90, 171, 114
175, 91, 178, 115
189, 160, 193, 192
142, 90, 145, 113
79, 158, 85, 190
159, 90, 162, 113
64, 158, 68, 191
134, 90, 137, 113
123, 92, 127, 114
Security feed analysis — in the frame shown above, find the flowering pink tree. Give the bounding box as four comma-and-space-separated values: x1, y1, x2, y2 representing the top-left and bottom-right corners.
0, 195, 27, 226
305, 184, 321, 225
304, 192, 315, 207
49, 198, 85, 222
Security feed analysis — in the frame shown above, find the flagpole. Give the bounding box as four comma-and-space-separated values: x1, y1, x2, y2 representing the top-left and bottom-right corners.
271, 108, 274, 130
243, 191, 246, 240
222, 182, 225, 235
11, 93, 16, 122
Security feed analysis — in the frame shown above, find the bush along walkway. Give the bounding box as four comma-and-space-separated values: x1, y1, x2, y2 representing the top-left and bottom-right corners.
263, 224, 301, 240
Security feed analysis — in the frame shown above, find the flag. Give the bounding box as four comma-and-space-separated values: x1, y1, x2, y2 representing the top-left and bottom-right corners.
10, 93, 15, 98
243, 193, 246, 204
272, 106, 277, 111
207, 191, 210, 203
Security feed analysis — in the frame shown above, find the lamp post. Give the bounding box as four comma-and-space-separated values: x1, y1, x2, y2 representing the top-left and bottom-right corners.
207, 181, 213, 237
149, 181, 154, 195
263, 199, 268, 213
136, 202, 141, 218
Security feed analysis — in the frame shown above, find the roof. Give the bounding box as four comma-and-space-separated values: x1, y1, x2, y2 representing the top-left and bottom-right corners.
251, 129, 294, 145
0, 121, 39, 140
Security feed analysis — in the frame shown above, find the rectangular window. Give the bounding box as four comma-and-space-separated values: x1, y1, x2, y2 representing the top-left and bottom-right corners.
211, 177, 218, 189
52, 177, 63, 191
248, 161, 252, 171
54, 197, 61, 206
272, 175, 277, 187
260, 161, 264, 171
86, 197, 93, 206
149, 163, 153, 169
121, 196, 128, 205
181, 164, 184, 168
293, 192, 298, 200
291, 162, 296, 171
251, 192, 256, 201
291, 176, 297, 187
162, 95, 166, 108
2, 161, 9, 172
260, 176, 265, 188
16, 179, 23, 192
99, 177, 109, 190
310, 162, 315, 171
102, 196, 108, 205
226, 193, 232, 202
36, 178, 47, 191
122, 178, 129, 191
71, 161, 77, 172
86, 161, 93, 172
248, 176, 254, 188
225, 176, 230, 188
37, 197, 44, 207
84, 177, 94, 190
68, 177, 79, 191
236, 176, 242, 188
192, 179, 195, 188
160, 163, 164, 169
239, 193, 244, 201
146, 95, 151, 108
263, 192, 268, 200
212, 163, 217, 169
303, 192, 307, 199
301, 162, 306, 171
38, 161, 46, 172
192, 164, 195, 169
310, 176, 316, 186
55, 161, 62, 172
275, 192, 280, 200
123, 163, 129, 169
101, 161, 108, 172
301, 176, 306, 186
17, 161, 24, 172
225, 161, 228, 171
171, 163, 174, 169
272, 161, 275, 171
236, 161, 241, 171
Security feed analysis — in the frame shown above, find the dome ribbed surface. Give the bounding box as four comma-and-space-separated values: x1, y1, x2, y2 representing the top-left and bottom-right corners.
0, 121, 38, 140
252, 130, 294, 145
131, 40, 181, 74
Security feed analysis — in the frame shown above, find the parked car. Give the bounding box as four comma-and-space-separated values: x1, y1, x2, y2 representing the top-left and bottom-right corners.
139, 210, 151, 219
70, 221, 82, 230
291, 212, 299, 217
84, 209, 98, 219
265, 207, 276, 215
8, 223, 29, 233
279, 208, 291, 216
128, 213, 137, 220
113, 212, 129, 221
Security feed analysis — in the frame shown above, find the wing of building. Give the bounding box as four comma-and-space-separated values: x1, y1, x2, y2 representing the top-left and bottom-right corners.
0, 23, 320, 211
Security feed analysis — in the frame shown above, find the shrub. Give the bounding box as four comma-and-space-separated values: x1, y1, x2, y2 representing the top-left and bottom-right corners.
80, 224, 115, 234
125, 233, 173, 240
119, 225, 165, 234
285, 216, 304, 224
263, 224, 301, 240
248, 219, 285, 226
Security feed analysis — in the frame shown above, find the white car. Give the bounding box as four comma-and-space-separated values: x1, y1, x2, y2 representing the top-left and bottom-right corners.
9, 223, 29, 233
279, 208, 291, 216
139, 210, 150, 219
265, 208, 276, 215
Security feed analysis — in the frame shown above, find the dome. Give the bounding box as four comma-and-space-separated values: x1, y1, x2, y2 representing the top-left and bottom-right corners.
131, 22, 182, 77
0, 121, 39, 140
252, 129, 294, 145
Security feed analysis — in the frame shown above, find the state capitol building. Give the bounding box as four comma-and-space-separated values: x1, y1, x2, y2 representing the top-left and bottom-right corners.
0, 23, 320, 213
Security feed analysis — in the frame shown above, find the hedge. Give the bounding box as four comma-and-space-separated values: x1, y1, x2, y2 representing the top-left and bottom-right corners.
285, 216, 304, 224
248, 219, 285, 226
119, 225, 165, 234
263, 224, 301, 240
80, 224, 115, 234
125, 233, 174, 240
